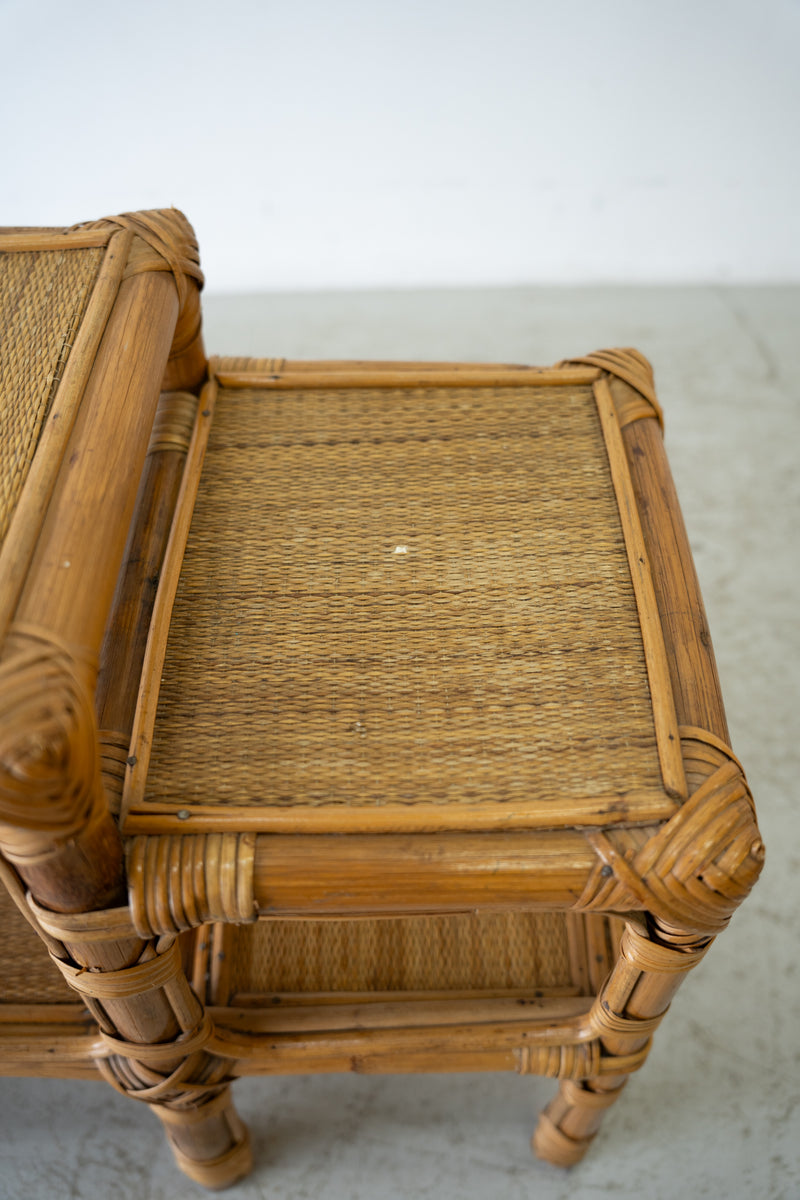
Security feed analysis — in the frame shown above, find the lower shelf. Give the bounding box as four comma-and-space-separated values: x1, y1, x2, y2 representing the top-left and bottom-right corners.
201, 910, 623, 1006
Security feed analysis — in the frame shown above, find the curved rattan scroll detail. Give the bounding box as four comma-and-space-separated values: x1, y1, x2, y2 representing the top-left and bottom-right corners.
127, 833, 258, 939
0, 626, 105, 863
575, 741, 763, 935
559, 348, 663, 428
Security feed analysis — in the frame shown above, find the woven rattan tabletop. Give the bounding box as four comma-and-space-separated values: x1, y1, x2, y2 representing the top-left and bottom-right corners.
121, 358, 682, 836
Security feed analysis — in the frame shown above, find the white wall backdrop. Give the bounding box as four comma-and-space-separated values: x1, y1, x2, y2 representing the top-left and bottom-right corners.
3, 0, 799, 289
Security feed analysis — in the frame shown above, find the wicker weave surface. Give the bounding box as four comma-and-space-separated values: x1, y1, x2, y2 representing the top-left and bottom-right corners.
0, 247, 104, 545
229, 912, 573, 995
143, 382, 668, 827
0, 882, 75, 1004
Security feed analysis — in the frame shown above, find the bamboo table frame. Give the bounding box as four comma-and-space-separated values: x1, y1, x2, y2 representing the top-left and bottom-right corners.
0, 211, 764, 1190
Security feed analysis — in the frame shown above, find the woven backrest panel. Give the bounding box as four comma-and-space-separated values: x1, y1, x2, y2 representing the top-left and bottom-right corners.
0, 247, 104, 546
145, 383, 663, 823
228, 911, 573, 995
0, 883, 75, 1003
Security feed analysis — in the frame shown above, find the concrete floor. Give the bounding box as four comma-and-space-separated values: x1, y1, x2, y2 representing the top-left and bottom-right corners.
1, 286, 797, 1199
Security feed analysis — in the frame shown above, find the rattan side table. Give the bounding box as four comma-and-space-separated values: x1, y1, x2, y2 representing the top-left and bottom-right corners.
0, 211, 764, 1190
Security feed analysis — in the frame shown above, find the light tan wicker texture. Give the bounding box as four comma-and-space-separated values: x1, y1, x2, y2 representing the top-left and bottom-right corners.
143, 382, 669, 828
0, 247, 103, 545
228, 912, 574, 996
0, 880, 76, 1004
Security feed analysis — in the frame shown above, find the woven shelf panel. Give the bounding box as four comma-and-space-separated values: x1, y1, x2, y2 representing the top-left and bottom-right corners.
145, 384, 663, 822
0, 246, 103, 546
0, 883, 75, 1004
229, 911, 573, 995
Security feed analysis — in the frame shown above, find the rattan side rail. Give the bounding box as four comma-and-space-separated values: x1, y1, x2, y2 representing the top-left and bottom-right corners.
0, 210, 764, 1190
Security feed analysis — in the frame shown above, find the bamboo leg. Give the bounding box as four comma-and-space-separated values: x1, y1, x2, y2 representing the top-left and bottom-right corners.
532, 1078, 627, 1166
154, 1087, 252, 1191
22, 891, 252, 1190
532, 917, 712, 1167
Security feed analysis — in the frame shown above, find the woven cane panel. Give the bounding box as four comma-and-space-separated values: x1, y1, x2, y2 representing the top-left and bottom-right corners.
0, 246, 104, 546
0, 883, 74, 1003
229, 912, 572, 995
144, 383, 665, 825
